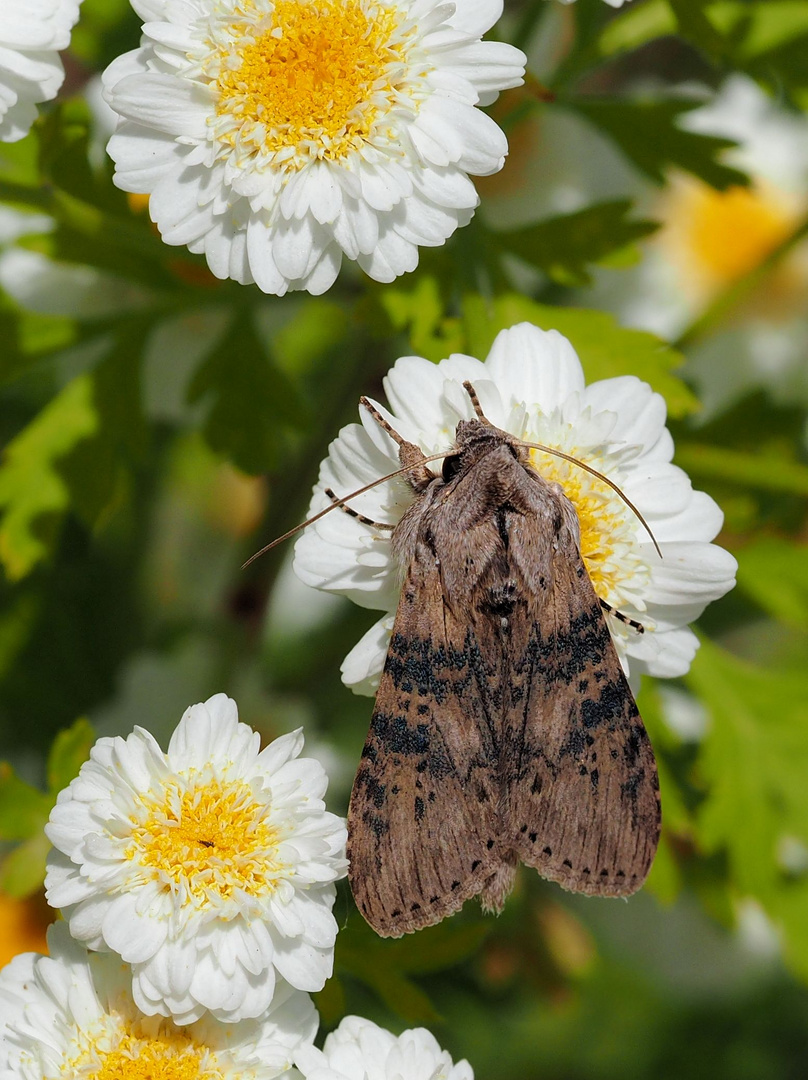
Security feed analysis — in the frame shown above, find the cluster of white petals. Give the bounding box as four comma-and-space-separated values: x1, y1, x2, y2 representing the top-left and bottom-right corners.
45, 693, 348, 1024
296, 1016, 474, 1080
102, 0, 525, 294
294, 322, 738, 694
0, 922, 316, 1080
0, 0, 82, 142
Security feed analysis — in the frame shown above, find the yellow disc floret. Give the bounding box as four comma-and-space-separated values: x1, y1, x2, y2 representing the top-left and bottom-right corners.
529, 446, 649, 609
214, 0, 416, 167
69, 1016, 224, 1080
130, 775, 283, 904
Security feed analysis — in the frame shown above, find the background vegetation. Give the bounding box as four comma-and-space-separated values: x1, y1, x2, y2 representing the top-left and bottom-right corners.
2, 0, 808, 1076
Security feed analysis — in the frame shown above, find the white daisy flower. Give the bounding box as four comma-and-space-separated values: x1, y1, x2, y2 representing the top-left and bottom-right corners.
293, 322, 737, 695
44, 693, 348, 1024
0, 0, 83, 143
101, 0, 525, 295
295, 1015, 473, 1080
0, 922, 317, 1080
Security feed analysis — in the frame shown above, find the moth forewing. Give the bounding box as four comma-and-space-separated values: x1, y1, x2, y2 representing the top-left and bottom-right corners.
346, 415, 660, 936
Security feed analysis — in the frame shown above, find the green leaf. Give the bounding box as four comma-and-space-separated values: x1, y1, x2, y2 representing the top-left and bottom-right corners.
58, 326, 149, 531
0, 762, 52, 841
0, 374, 98, 581
596, 0, 677, 59
377, 276, 465, 363
734, 537, 808, 630
385, 920, 489, 974
189, 314, 306, 475
668, 0, 729, 60
688, 640, 808, 978
0, 831, 51, 898
47, 718, 95, 797
338, 938, 442, 1024
729, 0, 808, 57
674, 445, 808, 497
691, 642, 793, 896
571, 98, 749, 190
490, 201, 658, 288
313, 972, 347, 1028
461, 295, 699, 418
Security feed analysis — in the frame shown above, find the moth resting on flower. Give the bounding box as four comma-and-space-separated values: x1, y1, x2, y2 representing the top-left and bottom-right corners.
290, 323, 737, 935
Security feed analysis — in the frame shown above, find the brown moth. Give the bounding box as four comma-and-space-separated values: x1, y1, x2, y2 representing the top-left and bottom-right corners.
342, 385, 661, 938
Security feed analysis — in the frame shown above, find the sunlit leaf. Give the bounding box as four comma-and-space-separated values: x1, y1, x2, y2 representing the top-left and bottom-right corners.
0, 762, 51, 841
46, 718, 95, 797
0, 831, 51, 898
689, 641, 808, 964
0, 375, 98, 581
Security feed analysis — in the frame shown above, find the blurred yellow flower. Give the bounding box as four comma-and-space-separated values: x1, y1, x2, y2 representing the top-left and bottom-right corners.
0, 890, 53, 968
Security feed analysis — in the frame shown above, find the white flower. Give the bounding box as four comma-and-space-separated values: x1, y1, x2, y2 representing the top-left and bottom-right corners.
101, 0, 525, 295
295, 1016, 473, 1080
44, 693, 348, 1024
615, 76, 808, 342
0, 0, 83, 142
293, 322, 737, 694
0, 922, 316, 1080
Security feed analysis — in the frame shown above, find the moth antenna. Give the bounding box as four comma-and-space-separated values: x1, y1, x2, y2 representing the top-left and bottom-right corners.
360, 396, 408, 447
463, 381, 489, 422
519, 440, 662, 559
241, 450, 449, 568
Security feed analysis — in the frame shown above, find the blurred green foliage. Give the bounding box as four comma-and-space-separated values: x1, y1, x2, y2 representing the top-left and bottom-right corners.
2, 0, 808, 1076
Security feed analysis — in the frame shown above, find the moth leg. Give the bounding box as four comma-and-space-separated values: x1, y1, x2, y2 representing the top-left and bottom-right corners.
600, 598, 645, 634
324, 487, 394, 531
360, 396, 436, 491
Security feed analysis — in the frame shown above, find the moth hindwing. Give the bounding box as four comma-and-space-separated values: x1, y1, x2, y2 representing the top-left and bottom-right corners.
346, 415, 661, 938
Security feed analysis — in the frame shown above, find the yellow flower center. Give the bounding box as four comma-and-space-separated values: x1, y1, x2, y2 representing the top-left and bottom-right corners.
70, 1017, 224, 1080
662, 177, 797, 293
130, 776, 283, 904
94, 1032, 218, 1080
214, 0, 415, 167
528, 447, 647, 609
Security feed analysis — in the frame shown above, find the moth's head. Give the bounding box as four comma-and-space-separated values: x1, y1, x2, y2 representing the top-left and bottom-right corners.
440, 419, 525, 483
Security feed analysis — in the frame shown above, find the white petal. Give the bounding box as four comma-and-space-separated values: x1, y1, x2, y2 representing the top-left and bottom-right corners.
484, 324, 586, 411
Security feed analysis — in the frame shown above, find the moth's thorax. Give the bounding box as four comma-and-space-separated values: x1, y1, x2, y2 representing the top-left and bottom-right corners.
390, 423, 583, 589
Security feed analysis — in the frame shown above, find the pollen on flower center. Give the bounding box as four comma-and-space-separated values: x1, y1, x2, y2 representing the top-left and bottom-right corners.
75, 1023, 221, 1080
528, 447, 648, 608
214, 0, 415, 167
130, 776, 283, 902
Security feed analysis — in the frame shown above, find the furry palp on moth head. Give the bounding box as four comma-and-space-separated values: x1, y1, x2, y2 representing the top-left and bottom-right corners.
246, 381, 661, 938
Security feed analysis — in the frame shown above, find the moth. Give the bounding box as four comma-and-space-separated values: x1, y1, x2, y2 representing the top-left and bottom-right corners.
248, 383, 661, 938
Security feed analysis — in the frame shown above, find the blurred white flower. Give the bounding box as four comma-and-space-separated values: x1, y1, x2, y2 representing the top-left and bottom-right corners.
295, 1016, 473, 1080
102, 0, 525, 295
0, 922, 317, 1079
45, 693, 348, 1024
293, 322, 737, 695
0, 0, 82, 142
